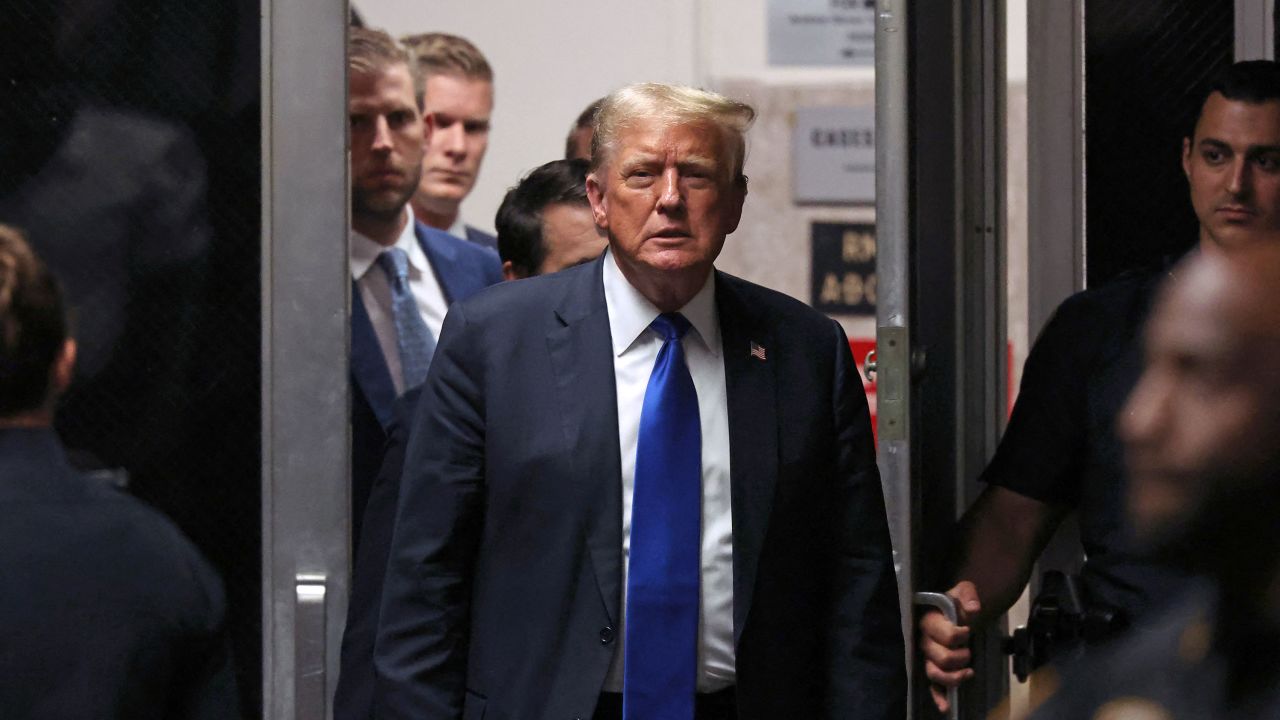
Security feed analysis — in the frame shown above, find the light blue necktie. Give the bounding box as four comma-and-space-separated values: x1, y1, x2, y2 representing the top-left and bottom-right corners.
377, 248, 436, 391
624, 312, 701, 720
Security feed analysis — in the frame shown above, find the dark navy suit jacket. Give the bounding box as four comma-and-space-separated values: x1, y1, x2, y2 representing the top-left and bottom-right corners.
373, 256, 906, 719
463, 225, 498, 251
349, 221, 501, 546
0, 428, 237, 718
335, 386, 421, 720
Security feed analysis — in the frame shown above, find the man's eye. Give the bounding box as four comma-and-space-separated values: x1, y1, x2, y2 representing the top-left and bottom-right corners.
624, 172, 655, 188
1202, 149, 1226, 163
1256, 154, 1280, 171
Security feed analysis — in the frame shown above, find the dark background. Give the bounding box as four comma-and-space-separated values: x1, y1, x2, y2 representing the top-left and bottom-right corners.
1085, 0, 1234, 284
0, 1, 263, 716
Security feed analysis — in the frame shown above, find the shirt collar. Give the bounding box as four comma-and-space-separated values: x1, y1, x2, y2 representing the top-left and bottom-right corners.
446, 216, 469, 241
350, 206, 428, 280
602, 247, 720, 358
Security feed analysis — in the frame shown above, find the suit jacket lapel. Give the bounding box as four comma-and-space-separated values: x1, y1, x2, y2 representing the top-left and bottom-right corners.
416, 222, 462, 304
350, 286, 396, 430
545, 257, 623, 625
716, 273, 779, 644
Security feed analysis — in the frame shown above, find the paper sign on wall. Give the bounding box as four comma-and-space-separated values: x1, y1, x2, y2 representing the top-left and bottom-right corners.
792, 105, 875, 204
768, 0, 877, 67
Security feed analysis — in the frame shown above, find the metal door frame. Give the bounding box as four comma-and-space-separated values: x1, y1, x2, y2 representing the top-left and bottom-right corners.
261, 0, 351, 717
879, 0, 1010, 716
1236, 0, 1276, 60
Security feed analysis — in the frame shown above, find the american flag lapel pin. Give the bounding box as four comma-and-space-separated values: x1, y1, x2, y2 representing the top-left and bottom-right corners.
749, 341, 767, 361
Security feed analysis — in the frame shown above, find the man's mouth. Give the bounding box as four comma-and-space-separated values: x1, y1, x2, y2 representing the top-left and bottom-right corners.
431, 169, 470, 182
367, 168, 402, 182
650, 227, 690, 239
1217, 204, 1256, 221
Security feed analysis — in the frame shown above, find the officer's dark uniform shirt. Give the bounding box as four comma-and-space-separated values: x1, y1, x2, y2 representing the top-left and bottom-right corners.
1030, 580, 1280, 720
0, 428, 238, 719
980, 266, 1190, 629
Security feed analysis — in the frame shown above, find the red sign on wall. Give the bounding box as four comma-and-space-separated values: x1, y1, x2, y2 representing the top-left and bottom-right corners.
849, 338, 878, 437
849, 338, 1015, 445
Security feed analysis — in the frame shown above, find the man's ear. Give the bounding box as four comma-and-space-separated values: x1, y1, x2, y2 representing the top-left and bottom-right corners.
723, 175, 748, 236
423, 110, 435, 145
501, 260, 527, 281
586, 173, 609, 230
1182, 136, 1193, 179
50, 338, 76, 396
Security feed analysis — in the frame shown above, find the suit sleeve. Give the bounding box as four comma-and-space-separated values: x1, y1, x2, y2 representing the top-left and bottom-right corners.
335, 388, 421, 720
374, 303, 486, 720
824, 320, 907, 718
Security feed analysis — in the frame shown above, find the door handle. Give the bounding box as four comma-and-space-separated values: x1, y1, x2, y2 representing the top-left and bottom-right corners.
295, 573, 328, 720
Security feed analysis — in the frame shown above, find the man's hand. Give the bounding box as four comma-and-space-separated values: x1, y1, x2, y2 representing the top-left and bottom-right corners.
919, 581, 983, 713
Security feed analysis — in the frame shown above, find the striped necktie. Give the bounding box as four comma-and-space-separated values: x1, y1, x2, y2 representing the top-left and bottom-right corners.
376, 247, 436, 390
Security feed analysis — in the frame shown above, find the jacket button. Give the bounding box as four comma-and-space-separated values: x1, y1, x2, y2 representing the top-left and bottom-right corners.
599, 626, 615, 644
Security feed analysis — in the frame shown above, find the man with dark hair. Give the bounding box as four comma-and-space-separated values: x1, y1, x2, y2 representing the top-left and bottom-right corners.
0, 224, 238, 718
1030, 243, 1280, 719
496, 158, 607, 279
565, 98, 603, 161
345, 26, 501, 543
401, 33, 497, 249
922, 59, 1280, 711
375, 81, 904, 720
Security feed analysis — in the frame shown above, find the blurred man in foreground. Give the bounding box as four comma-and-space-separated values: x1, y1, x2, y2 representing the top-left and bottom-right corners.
1029, 243, 1280, 719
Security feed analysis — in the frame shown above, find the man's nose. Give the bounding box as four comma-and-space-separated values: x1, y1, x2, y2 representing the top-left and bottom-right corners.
371, 116, 394, 152
438, 123, 467, 157
1228, 157, 1251, 196
656, 168, 683, 211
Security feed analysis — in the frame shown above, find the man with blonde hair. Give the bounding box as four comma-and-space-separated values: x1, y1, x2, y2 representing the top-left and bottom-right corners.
401, 32, 497, 249
375, 82, 905, 720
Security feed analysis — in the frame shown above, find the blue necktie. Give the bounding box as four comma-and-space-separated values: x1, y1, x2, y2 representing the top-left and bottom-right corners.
624, 312, 701, 720
377, 248, 436, 391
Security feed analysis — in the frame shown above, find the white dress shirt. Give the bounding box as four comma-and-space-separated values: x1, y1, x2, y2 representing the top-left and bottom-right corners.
350, 206, 449, 394
600, 249, 735, 693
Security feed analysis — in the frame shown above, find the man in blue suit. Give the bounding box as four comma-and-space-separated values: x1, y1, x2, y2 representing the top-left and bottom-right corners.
374, 83, 904, 720
346, 27, 501, 544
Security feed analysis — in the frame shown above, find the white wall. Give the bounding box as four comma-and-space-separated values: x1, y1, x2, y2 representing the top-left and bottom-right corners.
356, 0, 699, 236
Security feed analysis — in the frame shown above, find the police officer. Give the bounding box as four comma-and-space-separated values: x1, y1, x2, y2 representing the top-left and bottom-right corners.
920, 60, 1280, 712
